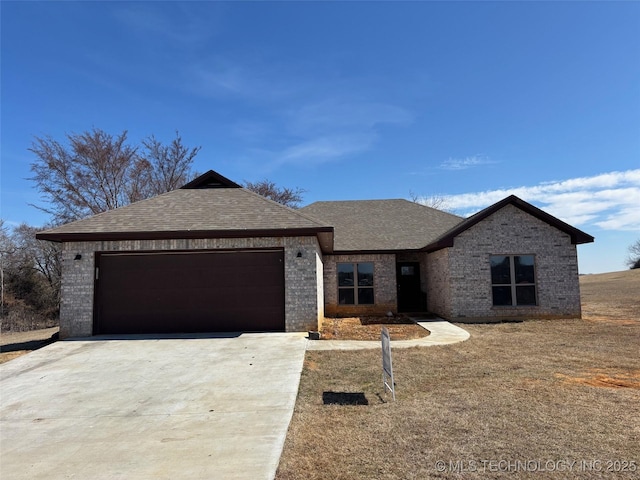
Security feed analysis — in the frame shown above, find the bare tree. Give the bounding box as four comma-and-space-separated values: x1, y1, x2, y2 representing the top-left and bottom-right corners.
243, 179, 305, 208
0, 220, 16, 319
11, 224, 61, 305
30, 129, 140, 223
29, 128, 200, 223
409, 191, 451, 211
141, 132, 201, 195
627, 239, 640, 269
1, 221, 60, 328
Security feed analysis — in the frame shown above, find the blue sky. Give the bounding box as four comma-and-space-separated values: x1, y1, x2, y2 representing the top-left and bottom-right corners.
1, 1, 639, 274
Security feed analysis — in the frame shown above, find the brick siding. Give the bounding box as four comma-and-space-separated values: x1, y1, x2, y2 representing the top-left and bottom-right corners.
323, 253, 397, 317
426, 248, 451, 317
59, 236, 323, 338
427, 204, 582, 321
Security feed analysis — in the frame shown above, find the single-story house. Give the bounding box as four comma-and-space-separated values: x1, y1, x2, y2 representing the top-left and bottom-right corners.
37, 170, 594, 338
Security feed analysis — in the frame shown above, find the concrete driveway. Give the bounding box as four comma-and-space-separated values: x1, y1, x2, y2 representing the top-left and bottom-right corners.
0, 332, 308, 480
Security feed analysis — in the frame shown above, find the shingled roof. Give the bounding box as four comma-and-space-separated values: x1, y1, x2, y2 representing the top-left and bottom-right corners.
37, 170, 593, 257
37, 171, 334, 252
300, 199, 463, 252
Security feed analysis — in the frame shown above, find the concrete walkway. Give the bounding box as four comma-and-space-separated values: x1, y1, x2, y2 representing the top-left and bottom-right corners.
306, 319, 470, 350
0, 332, 308, 480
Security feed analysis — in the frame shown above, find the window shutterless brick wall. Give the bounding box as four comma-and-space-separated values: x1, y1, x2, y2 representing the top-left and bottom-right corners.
323, 253, 397, 317
58, 236, 323, 338
316, 250, 325, 330
426, 248, 452, 318
427, 204, 582, 322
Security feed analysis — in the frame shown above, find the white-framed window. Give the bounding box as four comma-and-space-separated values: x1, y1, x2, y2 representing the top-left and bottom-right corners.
337, 262, 374, 305
490, 255, 537, 306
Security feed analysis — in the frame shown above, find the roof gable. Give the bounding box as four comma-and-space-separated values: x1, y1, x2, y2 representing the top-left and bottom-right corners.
423, 195, 594, 252
180, 170, 242, 189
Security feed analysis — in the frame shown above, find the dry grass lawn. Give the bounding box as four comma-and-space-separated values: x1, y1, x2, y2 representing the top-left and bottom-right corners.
276, 270, 640, 479
580, 270, 640, 325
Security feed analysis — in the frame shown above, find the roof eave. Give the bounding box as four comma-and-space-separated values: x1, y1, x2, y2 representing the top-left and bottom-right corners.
329, 248, 424, 255
421, 239, 454, 253
36, 227, 335, 253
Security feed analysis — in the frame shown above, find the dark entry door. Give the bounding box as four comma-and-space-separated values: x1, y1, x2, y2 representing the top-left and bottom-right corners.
396, 262, 422, 312
94, 249, 285, 334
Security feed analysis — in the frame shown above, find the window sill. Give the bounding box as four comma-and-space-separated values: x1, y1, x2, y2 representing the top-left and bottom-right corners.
491, 305, 539, 309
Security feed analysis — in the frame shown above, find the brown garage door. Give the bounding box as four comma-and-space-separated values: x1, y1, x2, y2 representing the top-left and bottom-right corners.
94, 249, 285, 334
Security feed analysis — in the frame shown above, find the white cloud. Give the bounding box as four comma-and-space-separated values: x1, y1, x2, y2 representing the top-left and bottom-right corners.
277, 134, 375, 166
271, 99, 412, 167
113, 4, 216, 46
180, 51, 416, 167
421, 169, 640, 231
287, 99, 412, 134
440, 155, 496, 171
185, 55, 321, 102
189, 62, 247, 96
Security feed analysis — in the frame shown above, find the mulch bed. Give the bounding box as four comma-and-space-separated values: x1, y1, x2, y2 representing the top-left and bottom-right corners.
319, 315, 431, 341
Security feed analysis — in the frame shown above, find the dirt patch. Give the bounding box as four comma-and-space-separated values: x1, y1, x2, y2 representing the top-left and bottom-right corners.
305, 358, 320, 371
0, 327, 59, 364
319, 316, 430, 341
556, 369, 640, 390
0, 351, 33, 364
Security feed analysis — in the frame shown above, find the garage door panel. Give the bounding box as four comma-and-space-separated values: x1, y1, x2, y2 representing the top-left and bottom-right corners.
95, 250, 285, 334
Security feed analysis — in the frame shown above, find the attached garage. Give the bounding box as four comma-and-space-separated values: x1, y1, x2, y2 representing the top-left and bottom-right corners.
37, 171, 333, 338
94, 249, 285, 334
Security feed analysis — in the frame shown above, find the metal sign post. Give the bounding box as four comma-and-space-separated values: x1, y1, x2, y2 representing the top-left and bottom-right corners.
381, 326, 395, 401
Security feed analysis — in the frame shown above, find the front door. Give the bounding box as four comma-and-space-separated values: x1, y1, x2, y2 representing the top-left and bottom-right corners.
396, 262, 422, 312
